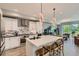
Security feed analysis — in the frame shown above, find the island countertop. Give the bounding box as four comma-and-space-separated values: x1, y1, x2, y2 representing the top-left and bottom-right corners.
26, 35, 63, 47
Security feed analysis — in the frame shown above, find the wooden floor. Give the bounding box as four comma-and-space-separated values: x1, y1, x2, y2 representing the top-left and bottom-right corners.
3, 37, 79, 56
4, 43, 26, 56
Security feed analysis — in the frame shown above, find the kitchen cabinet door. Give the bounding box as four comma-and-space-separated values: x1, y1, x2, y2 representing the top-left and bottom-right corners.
5, 38, 11, 50
10, 37, 20, 49
5, 37, 20, 50
3, 17, 18, 32
29, 22, 36, 34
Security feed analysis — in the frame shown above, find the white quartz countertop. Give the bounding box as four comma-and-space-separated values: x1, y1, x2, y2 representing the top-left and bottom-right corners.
26, 35, 63, 47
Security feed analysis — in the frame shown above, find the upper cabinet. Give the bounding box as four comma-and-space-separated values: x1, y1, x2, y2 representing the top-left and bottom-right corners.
3, 17, 18, 32
18, 19, 29, 27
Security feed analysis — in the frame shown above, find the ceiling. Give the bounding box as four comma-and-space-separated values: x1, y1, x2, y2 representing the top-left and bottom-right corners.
0, 3, 79, 23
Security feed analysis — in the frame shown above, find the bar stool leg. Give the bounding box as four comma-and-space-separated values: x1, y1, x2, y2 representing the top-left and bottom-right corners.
48, 47, 52, 56
42, 47, 44, 56
62, 46, 64, 56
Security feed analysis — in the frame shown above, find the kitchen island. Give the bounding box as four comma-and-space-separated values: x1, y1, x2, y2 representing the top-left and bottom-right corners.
26, 35, 63, 56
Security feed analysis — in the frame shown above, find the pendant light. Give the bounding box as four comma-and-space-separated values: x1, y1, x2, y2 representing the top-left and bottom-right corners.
38, 3, 44, 22
35, 3, 44, 34
52, 8, 57, 27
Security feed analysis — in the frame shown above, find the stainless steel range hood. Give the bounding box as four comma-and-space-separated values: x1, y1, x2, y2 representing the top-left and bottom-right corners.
1, 8, 39, 22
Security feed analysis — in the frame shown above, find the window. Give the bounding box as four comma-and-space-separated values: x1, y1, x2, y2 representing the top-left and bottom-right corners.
63, 25, 71, 33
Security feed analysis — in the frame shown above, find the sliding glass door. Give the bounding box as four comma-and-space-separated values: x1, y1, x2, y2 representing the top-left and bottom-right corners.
72, 24, 79, 36
62, 24, 79, 36
63, 25, 71, 34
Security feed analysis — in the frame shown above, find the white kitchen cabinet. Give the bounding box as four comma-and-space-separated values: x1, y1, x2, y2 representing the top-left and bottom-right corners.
3, 17, 18, 32
10, 37, 20, 49
5, 38, 10, 50
5, 37, 20, 50
29, 22, 36, 34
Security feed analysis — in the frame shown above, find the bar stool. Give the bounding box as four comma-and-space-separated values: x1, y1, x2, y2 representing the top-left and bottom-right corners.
43, 39, 64, 56
43, 42, 58, 56
35, 47, 49, 56
35, 38, 64, 56
35, 42, 53, 56
53, 39, 64, 56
